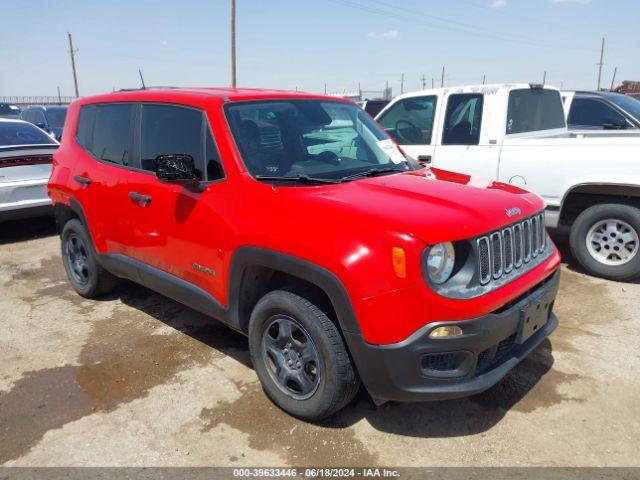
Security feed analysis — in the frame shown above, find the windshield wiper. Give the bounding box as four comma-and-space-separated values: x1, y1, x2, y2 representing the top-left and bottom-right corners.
254, 174, 341, 184
339, 167, 404, 182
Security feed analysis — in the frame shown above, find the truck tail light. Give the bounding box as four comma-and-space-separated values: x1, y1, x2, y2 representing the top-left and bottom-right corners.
0, 154, 53, 168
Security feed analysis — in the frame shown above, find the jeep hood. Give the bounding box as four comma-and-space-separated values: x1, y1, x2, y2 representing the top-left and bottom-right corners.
292, 168, 544, 245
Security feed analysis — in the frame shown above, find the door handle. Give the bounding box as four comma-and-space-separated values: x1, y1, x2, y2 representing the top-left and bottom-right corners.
128, 191, 152, 206
417, 155, 432, 164
74, 175, 92, 186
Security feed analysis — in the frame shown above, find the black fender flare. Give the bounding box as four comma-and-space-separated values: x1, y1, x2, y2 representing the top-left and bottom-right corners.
227, 246, 362, 336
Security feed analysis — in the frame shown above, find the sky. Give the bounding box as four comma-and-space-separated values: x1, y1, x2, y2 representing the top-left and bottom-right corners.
1, 0, 638, 98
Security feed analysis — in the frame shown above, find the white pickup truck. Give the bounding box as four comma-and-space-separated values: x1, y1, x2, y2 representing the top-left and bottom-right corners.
376, 83, 640, 281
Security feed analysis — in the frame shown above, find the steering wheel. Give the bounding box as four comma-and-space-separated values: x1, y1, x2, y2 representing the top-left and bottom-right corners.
395, 119, 423, 144
315, 151, 341, 166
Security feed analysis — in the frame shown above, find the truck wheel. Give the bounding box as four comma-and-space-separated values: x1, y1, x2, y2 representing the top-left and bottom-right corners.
570, 204, 640, 281
248, 290, 360, 421
61, 219, 118, 298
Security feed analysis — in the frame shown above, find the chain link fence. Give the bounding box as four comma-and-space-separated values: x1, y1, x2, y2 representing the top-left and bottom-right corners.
1, 96, 76, 108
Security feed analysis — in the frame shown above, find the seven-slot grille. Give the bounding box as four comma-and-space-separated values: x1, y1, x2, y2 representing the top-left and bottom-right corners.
477, 212, 547, 285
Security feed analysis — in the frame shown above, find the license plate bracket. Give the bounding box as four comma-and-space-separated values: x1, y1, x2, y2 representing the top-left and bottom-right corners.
516, 296, 551, 344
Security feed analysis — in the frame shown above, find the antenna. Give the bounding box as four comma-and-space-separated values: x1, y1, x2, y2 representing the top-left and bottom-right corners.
139, 69, 146, 89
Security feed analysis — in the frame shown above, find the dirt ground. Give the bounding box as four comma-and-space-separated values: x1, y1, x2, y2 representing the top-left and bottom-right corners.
1, 217, 639, 467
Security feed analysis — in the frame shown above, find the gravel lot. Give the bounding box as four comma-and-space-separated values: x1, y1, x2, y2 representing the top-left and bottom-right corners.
1, 217, 639, 467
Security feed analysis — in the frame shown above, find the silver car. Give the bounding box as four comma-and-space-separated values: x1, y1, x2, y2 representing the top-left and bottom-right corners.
0, 119, 59, 222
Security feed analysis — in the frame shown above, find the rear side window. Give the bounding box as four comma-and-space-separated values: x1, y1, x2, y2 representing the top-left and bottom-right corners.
568, 98, 628, 128
442, 94, 483, 145
378, 96, 437, 145
77, 104, 134, 165
76, 105, 96, 150
140, 104, 223, 181
506, 89, 565, 134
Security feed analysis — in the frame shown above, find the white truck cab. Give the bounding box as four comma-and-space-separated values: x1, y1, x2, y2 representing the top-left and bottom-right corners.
377, 83, 640, 281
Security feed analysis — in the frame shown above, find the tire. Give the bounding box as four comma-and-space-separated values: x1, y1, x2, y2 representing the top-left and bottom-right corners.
569, 203, 640, 281
248, 290, 360, 421
60, 219, 118, 298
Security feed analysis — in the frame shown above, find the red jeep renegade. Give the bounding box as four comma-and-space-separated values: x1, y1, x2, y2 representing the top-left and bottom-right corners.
48, 87, 561, 420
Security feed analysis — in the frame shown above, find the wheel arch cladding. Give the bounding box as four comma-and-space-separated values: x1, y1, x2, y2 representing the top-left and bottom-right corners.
228, 247, 362, 336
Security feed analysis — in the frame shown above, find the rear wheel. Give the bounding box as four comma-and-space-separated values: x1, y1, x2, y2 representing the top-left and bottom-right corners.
248, 290, 360, 421
61, 219, 118, 298
570, 203, 640, 281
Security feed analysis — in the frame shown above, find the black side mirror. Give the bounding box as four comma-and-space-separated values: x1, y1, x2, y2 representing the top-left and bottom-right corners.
35, 122, 47, 129
603, 121, 627, 130
155, 154, 199, 183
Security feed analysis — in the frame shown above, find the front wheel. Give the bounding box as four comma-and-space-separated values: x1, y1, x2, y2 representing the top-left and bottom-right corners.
570, 203, 640, 281
248, 290, 360, 421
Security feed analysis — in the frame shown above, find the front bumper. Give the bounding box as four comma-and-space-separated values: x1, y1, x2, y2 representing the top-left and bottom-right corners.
345, 269, 560, 403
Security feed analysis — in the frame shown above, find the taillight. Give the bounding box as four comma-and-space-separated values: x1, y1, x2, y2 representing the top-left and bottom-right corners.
0, 155, 53, 168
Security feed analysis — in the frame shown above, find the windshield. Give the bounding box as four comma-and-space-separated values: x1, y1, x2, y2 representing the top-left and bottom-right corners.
224, 99, 416, 182
47, 107, 68, 128
602, 93, 640, 121
0, 121, 58, 146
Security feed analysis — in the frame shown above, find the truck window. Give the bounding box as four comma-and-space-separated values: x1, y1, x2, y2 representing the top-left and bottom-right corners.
506, 88, 565, 134
568, 98, 628, 129
89, 104, 134, 166
377, 96, 437, 145
442, 94, 483, 145
140, 104, 206, 180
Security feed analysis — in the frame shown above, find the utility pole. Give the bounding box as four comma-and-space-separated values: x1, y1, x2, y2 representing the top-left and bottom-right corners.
57, 86, 62, 105
420, 74, 427, 89
400, 73, 404, 94
324, 83, 327, 94
596, 37, 605, 91
385, 80, 389, 99
542, 71, 547, 85
610, 66, 618, 91
431, 78, 434, 88
441, 66, 445, 88
67, 32, 79, 97
231, 0, 237, 87
482, 74, 486, 85
139, 69, 146, 89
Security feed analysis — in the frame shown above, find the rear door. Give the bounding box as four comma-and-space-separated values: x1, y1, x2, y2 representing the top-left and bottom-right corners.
72, 103, 137, 254
430, 92, 501, 178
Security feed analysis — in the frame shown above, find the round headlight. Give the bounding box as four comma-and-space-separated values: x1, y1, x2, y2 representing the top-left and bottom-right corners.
426, 242, 455, 284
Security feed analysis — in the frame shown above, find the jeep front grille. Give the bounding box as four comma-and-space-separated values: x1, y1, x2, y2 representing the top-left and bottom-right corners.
477, 212, 547, 285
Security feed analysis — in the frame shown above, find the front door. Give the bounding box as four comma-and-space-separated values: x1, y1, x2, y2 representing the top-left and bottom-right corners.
431, 92, 500, 179
377, 94, 439, 164
124, 103, 228, 302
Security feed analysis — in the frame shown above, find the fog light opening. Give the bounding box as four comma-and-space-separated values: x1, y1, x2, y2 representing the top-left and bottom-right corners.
429, 325, 464, 338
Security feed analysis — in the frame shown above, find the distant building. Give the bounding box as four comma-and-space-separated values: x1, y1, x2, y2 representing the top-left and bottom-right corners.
614, 81, 640, 99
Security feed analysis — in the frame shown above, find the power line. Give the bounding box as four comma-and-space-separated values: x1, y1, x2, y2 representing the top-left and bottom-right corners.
327, 0, 592, 52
